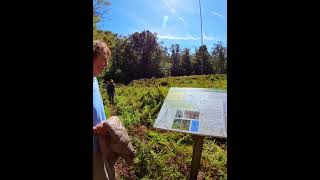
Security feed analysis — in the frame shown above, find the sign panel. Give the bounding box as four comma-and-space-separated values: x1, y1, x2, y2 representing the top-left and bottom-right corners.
154, 88, 227, 138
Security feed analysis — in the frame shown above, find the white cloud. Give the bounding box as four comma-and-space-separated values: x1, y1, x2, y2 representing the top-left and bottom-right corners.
211, 11, 224, 18
178, 17, 186, 25
203, 32, 214, 41
158, 34, 216, 41
162, 0, 177, 14
123, 11, 148, 27
162, 16, 169, 29
158, 34, 196, 40
170, 8, 176, 14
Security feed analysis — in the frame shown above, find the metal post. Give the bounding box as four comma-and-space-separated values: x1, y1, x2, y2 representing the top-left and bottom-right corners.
198, 0, 204, 75
199, 0, 203, 46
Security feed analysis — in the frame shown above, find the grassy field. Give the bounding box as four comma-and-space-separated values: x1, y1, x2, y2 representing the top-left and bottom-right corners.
100, 74, 227, 180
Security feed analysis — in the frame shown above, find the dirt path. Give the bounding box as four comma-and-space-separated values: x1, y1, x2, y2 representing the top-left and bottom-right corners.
110, 104, 118, 116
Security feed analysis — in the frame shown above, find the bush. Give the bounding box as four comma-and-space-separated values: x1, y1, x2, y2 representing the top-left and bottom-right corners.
101, 75, 227, 179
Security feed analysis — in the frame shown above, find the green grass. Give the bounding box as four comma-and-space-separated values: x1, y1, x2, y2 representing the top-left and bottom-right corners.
100, 74, 227, 179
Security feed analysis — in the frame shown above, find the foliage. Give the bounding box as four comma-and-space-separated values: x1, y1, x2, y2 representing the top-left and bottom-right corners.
100, 75, 227, 179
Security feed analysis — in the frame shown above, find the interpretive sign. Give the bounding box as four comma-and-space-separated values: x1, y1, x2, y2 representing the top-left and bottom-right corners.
154, 87, 227, 138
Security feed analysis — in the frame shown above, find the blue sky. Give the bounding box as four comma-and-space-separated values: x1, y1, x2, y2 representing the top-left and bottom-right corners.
98, 0, 227, 53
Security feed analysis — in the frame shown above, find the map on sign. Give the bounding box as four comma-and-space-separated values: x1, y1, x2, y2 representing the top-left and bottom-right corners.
153, 88, 227, 138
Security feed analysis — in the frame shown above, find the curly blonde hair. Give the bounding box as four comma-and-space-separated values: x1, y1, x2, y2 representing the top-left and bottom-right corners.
93, 40, 111, 61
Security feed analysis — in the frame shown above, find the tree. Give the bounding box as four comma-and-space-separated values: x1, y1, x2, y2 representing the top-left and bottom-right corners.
93, 0, 110, 26
100, 30, 228, 83
159, 46, 171, 77
212, 41, 227, 74
151, 46, 164, 78
93, 0, 115, 48
200, 45, 213, 74
170, 44, 181, 76
104, 30, 167, 83
193, 47, 201, 75
109, 36, 123, 74
128, 30, 160, 79
181, 48, 193, 75
194, 45, 212, 74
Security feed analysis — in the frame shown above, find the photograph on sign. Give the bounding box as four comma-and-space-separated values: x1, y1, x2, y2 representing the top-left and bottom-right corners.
190, 120, 200, 132
184, 110, 200, 119
175, 110, 183, 118
172, 118, 191, 131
